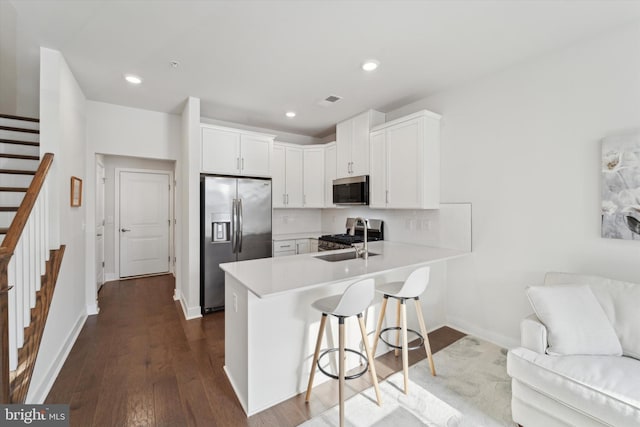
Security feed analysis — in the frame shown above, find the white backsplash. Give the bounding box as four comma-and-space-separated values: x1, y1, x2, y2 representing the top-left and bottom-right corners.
321, 203, 472, 252
272, 209, 323, 235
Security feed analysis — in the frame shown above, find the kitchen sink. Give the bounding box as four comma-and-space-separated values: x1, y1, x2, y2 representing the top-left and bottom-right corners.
313, 252, 379, 262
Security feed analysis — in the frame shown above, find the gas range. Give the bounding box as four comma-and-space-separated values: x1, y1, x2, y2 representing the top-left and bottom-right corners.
318, 218, 384, 251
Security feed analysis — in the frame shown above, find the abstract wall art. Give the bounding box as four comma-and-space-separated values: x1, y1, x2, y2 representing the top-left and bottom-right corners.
602, 133, 640, 240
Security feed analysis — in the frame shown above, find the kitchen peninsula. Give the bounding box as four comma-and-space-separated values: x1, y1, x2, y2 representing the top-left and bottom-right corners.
220, 241, 468, 415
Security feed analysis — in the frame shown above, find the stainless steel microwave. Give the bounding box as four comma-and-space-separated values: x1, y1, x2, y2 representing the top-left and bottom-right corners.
333, 175, 369, 205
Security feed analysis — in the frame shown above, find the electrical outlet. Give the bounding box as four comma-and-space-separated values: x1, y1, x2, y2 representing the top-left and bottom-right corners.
233, 293, 238, 312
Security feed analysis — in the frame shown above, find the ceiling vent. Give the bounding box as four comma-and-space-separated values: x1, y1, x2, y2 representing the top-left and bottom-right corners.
317, 95, 343, 107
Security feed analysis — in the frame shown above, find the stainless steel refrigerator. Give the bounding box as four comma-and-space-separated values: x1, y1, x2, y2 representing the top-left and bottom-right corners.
200, 175, 272, 313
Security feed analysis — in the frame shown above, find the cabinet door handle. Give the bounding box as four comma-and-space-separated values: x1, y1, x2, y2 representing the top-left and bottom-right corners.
385, 190, 389, 204
303, 194, 306, 205
241, 158, 245, 170
286, 194, 289, 204
237, 157, 240, 170
283, 194, 286, 205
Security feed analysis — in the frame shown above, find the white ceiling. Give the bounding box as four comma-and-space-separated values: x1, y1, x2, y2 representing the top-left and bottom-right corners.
9, 1, 640, 138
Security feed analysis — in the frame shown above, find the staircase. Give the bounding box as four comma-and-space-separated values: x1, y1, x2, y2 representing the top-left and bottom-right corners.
0, 114, 40, 242
0, 113, 65, 403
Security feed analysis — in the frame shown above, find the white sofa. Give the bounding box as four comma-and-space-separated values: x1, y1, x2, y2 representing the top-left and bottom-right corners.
507, 272, 640, 427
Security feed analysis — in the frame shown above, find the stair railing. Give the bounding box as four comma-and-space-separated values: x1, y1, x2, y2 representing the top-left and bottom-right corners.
0, 153, 55, 402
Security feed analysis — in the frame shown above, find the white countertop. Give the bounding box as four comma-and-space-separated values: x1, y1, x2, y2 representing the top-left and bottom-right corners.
272, 232, 326, 241
220, 241, 468, 298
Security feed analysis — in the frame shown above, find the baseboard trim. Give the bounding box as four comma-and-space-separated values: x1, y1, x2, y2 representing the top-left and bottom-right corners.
177, 294, 201, 320
105, 273, 117, 282
86, 302, 100, 315
26, 311, 87, 403
446, 316, 519, 349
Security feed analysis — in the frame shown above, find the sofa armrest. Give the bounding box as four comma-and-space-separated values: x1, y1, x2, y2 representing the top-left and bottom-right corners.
520, 314, 548, 354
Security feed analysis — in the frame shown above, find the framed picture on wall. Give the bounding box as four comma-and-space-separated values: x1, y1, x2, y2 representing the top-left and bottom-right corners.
70, 176, 82, 207
602, 132, 640, 240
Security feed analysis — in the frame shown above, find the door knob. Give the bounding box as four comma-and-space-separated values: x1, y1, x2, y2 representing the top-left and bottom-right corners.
121, 228, 131, 232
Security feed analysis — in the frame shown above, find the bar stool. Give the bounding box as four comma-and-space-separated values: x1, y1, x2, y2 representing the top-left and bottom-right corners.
305, 278, 382, 427
372, 266, 436, 394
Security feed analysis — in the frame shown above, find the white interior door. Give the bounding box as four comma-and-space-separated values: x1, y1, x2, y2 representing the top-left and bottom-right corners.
119, 171, 170, 277
96, 161, 105, 288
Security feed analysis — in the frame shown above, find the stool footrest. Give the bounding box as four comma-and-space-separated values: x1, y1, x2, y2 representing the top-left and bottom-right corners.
317, 348, 369, 380
379, 326, 424, 351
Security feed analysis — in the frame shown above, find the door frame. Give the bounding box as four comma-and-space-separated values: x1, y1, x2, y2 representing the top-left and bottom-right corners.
96, 159, 105, 290
114, 167, 175, 278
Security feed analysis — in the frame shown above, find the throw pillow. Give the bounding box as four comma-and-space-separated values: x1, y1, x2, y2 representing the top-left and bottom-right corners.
526, 285, 622, 356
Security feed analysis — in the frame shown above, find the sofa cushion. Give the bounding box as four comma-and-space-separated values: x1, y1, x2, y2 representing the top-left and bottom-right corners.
508, 347, 640, 427
526, 285, 622, 356
545, 272, 640, 359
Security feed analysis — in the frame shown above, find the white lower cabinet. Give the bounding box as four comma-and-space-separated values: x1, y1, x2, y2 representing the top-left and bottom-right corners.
295, 239, 310, 254
273, 240, 296, 257
273, 238, 316, 257
309, 238, 319, 252
369, 110, 441, 209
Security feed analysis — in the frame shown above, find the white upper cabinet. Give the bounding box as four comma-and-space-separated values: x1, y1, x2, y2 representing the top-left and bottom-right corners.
303, 146, 325, 208
272, 144, 287, 208
369, 132, 386, 208
201, 124, 274, 177
369, 110, 441, 209
273, 143, 303, 208
336, 110, 385, 178
240, 134, 272, 176
201, 127, 241, 175
324, 142, 337, 207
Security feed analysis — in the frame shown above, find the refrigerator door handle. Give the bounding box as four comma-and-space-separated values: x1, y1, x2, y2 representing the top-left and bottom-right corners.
238, 198, 244, 252
231, 198, 238, 253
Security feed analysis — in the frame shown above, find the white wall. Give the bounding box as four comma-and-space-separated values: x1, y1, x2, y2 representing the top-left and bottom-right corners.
273, 209, 323, 235
321, 204, 472, 252
87, 101, 181, 159
179, 97, 201, 319
101, 155, 175, 280
385, 22, 640, 348
0, 1, 40, 117
29, 48, 88, 402
0, 1, 18, 114
84, 101, 181, 314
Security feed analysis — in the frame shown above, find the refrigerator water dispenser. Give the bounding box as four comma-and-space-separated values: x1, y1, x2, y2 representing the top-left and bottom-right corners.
211, 213, 231, 243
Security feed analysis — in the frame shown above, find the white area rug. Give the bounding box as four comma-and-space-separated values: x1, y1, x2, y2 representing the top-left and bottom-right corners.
298, 336, 514, 427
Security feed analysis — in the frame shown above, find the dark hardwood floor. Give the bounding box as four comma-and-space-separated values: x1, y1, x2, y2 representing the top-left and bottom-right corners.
46, 275, 465, 426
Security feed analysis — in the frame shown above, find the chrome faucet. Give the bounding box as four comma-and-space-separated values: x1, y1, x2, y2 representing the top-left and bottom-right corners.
349, 217, 369, 260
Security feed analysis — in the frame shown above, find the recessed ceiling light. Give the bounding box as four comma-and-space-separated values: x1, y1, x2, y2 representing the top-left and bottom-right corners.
362, 60, 380, 71
285, 111, 296, 118
124, 74, 142, 84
